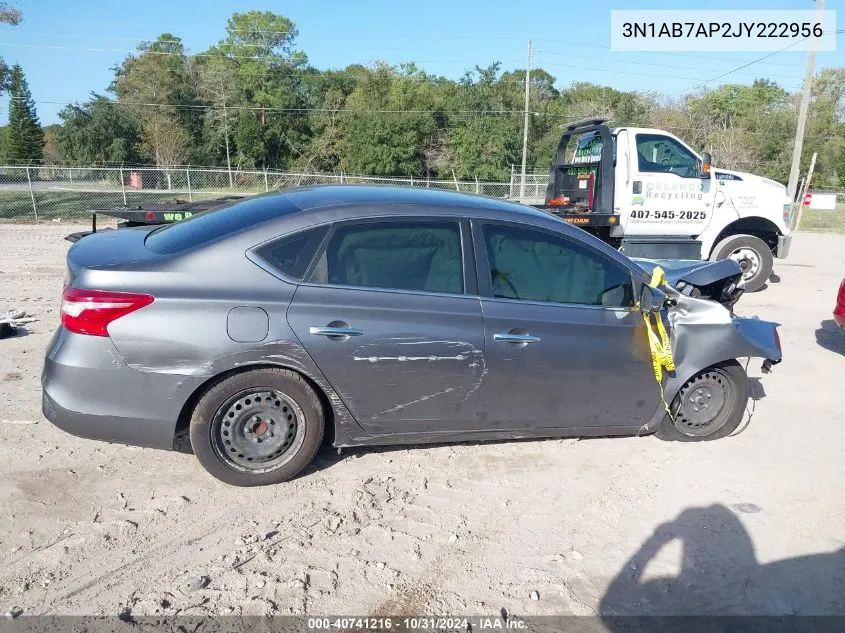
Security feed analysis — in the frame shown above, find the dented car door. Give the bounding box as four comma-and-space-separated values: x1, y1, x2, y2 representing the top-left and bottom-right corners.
286, 217, 486, 434
472, 221, 659, 431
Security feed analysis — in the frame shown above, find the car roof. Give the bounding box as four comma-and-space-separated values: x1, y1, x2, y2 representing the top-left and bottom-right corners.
280, 184, 553, 220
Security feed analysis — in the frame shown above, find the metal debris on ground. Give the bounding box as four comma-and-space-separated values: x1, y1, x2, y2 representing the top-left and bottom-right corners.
0, 309, 37, 339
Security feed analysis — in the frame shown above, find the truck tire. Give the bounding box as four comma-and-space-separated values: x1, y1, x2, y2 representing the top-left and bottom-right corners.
710, 234, 773, 292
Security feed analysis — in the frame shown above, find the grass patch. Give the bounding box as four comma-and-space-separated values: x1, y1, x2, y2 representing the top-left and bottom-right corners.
796, 203, 845, 234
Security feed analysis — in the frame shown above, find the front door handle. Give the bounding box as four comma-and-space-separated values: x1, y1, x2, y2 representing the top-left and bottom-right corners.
493, 333, 541, 344
309, 326, 364, 337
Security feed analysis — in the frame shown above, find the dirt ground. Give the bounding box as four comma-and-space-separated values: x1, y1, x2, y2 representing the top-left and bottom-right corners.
1, 222, 843, 619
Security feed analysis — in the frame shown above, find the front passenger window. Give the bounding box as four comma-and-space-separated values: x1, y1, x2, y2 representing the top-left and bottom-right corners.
482, 224, 633, 307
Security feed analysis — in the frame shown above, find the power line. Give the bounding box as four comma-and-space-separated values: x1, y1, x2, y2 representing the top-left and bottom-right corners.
534, 49, 804, 80
18, 99, 812, 139
26, 98, 568, 117
674, 28, 844, 96
673, 37, 812, 96
51, 19, 295, 36
0, 30, 273, 49
0, 41, 299, 62
534, 38, 805, 68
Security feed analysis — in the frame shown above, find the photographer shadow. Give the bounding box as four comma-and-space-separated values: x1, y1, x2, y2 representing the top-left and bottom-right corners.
600, 504, 845, 624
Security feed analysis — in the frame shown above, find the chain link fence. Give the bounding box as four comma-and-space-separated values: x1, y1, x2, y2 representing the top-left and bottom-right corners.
0, 165, 536, 221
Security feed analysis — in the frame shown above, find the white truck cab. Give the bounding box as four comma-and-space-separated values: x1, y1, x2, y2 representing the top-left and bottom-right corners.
537, 118, 792, 292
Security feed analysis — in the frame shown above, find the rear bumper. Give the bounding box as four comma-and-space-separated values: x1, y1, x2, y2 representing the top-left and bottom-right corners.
775, 234, 792, 259
41, 328, 203, 450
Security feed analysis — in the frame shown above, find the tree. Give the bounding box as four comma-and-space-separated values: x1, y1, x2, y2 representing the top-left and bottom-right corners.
197, 58, 238, 183
339, 63, 440, 176
201, 11, 310, 169
56, 95, 142, 164
141, 112, 189, 188
113, 34, 203, 164
443, 63, 522, 180
805, 67, 845, 187
0, 2, 22, 94
5, 65, 44, 162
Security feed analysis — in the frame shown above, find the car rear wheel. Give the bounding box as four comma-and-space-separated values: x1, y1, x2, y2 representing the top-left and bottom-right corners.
657, 361, 747, 442
189, 368, 325, 486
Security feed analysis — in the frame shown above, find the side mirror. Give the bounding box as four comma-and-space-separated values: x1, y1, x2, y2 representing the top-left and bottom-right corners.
639, 284, 665, 313
700, 152, 712, 178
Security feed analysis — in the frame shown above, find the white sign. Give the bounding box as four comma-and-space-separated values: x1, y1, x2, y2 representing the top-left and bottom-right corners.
809, 193, 837, 211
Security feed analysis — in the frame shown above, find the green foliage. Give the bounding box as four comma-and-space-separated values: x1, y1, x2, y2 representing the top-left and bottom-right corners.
5, 65, 44, 162
56, 95, 141, 164
40, 10, 845, 188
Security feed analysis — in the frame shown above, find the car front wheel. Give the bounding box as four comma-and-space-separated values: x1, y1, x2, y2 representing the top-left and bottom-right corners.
189, 368, 325, 486
657, 361, 748, 442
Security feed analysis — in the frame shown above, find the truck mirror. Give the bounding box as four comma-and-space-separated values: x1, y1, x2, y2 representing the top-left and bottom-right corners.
701, 152, 712, 178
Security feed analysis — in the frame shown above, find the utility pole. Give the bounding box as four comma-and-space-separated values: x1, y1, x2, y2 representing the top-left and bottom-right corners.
794, 151, 817, 231
786, 0, 825, 202
221, 79, 233, 189
519, 39, 532, 201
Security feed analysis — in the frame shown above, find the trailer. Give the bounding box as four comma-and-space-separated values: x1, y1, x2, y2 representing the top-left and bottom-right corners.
65, 196, 245, 243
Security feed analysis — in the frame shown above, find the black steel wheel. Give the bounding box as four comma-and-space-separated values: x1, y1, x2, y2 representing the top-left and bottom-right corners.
190, 368, 324, 486
657, 361, 748, 442
211, 389, 306, 473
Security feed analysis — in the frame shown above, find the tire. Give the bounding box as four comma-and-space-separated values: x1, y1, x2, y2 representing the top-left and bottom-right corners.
656, 361, 747, 442
189, 368, 325, 486
710, 234, 773, 293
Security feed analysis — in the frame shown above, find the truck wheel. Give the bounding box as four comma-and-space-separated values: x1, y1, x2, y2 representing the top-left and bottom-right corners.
710, 234, 773, 292
189, 368, 325, 486
656, 361, 747, 442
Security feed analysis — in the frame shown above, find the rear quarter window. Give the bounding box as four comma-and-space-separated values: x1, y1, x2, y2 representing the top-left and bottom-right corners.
145, 194, 300, 254
253, 226, 329, 281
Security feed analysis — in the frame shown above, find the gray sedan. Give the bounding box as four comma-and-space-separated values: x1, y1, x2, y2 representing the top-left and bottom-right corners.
43, 186, 782, 486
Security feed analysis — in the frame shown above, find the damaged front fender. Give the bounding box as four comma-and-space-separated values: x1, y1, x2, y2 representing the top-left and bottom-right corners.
641, 292, 782, 433
634, 258, 745, 310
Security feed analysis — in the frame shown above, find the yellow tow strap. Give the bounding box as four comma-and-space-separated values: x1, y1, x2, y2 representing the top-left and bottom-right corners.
642, 267, 676, 416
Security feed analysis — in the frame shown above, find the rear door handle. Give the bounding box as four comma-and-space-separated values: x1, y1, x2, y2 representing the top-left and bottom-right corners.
493, 333, 541, 344
309, 326, 364, 337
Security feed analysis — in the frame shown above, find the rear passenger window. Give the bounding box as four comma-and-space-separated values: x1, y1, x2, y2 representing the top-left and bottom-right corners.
310, 221, 463, 294
254, 226, 328, 280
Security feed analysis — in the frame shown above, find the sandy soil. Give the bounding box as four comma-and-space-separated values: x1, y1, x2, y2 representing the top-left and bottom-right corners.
1, 222, 843, 619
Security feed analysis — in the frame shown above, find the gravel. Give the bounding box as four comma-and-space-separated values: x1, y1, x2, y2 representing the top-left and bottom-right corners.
1, 222, 844, 616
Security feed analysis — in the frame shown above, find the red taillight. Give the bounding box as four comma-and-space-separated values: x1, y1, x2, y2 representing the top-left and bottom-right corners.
61, 288, 154, 337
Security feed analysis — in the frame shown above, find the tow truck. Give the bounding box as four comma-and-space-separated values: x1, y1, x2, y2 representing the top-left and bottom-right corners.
532, 117, 793, 291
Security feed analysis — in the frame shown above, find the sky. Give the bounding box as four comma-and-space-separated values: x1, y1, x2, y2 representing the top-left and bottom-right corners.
0, 0, 842, 125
